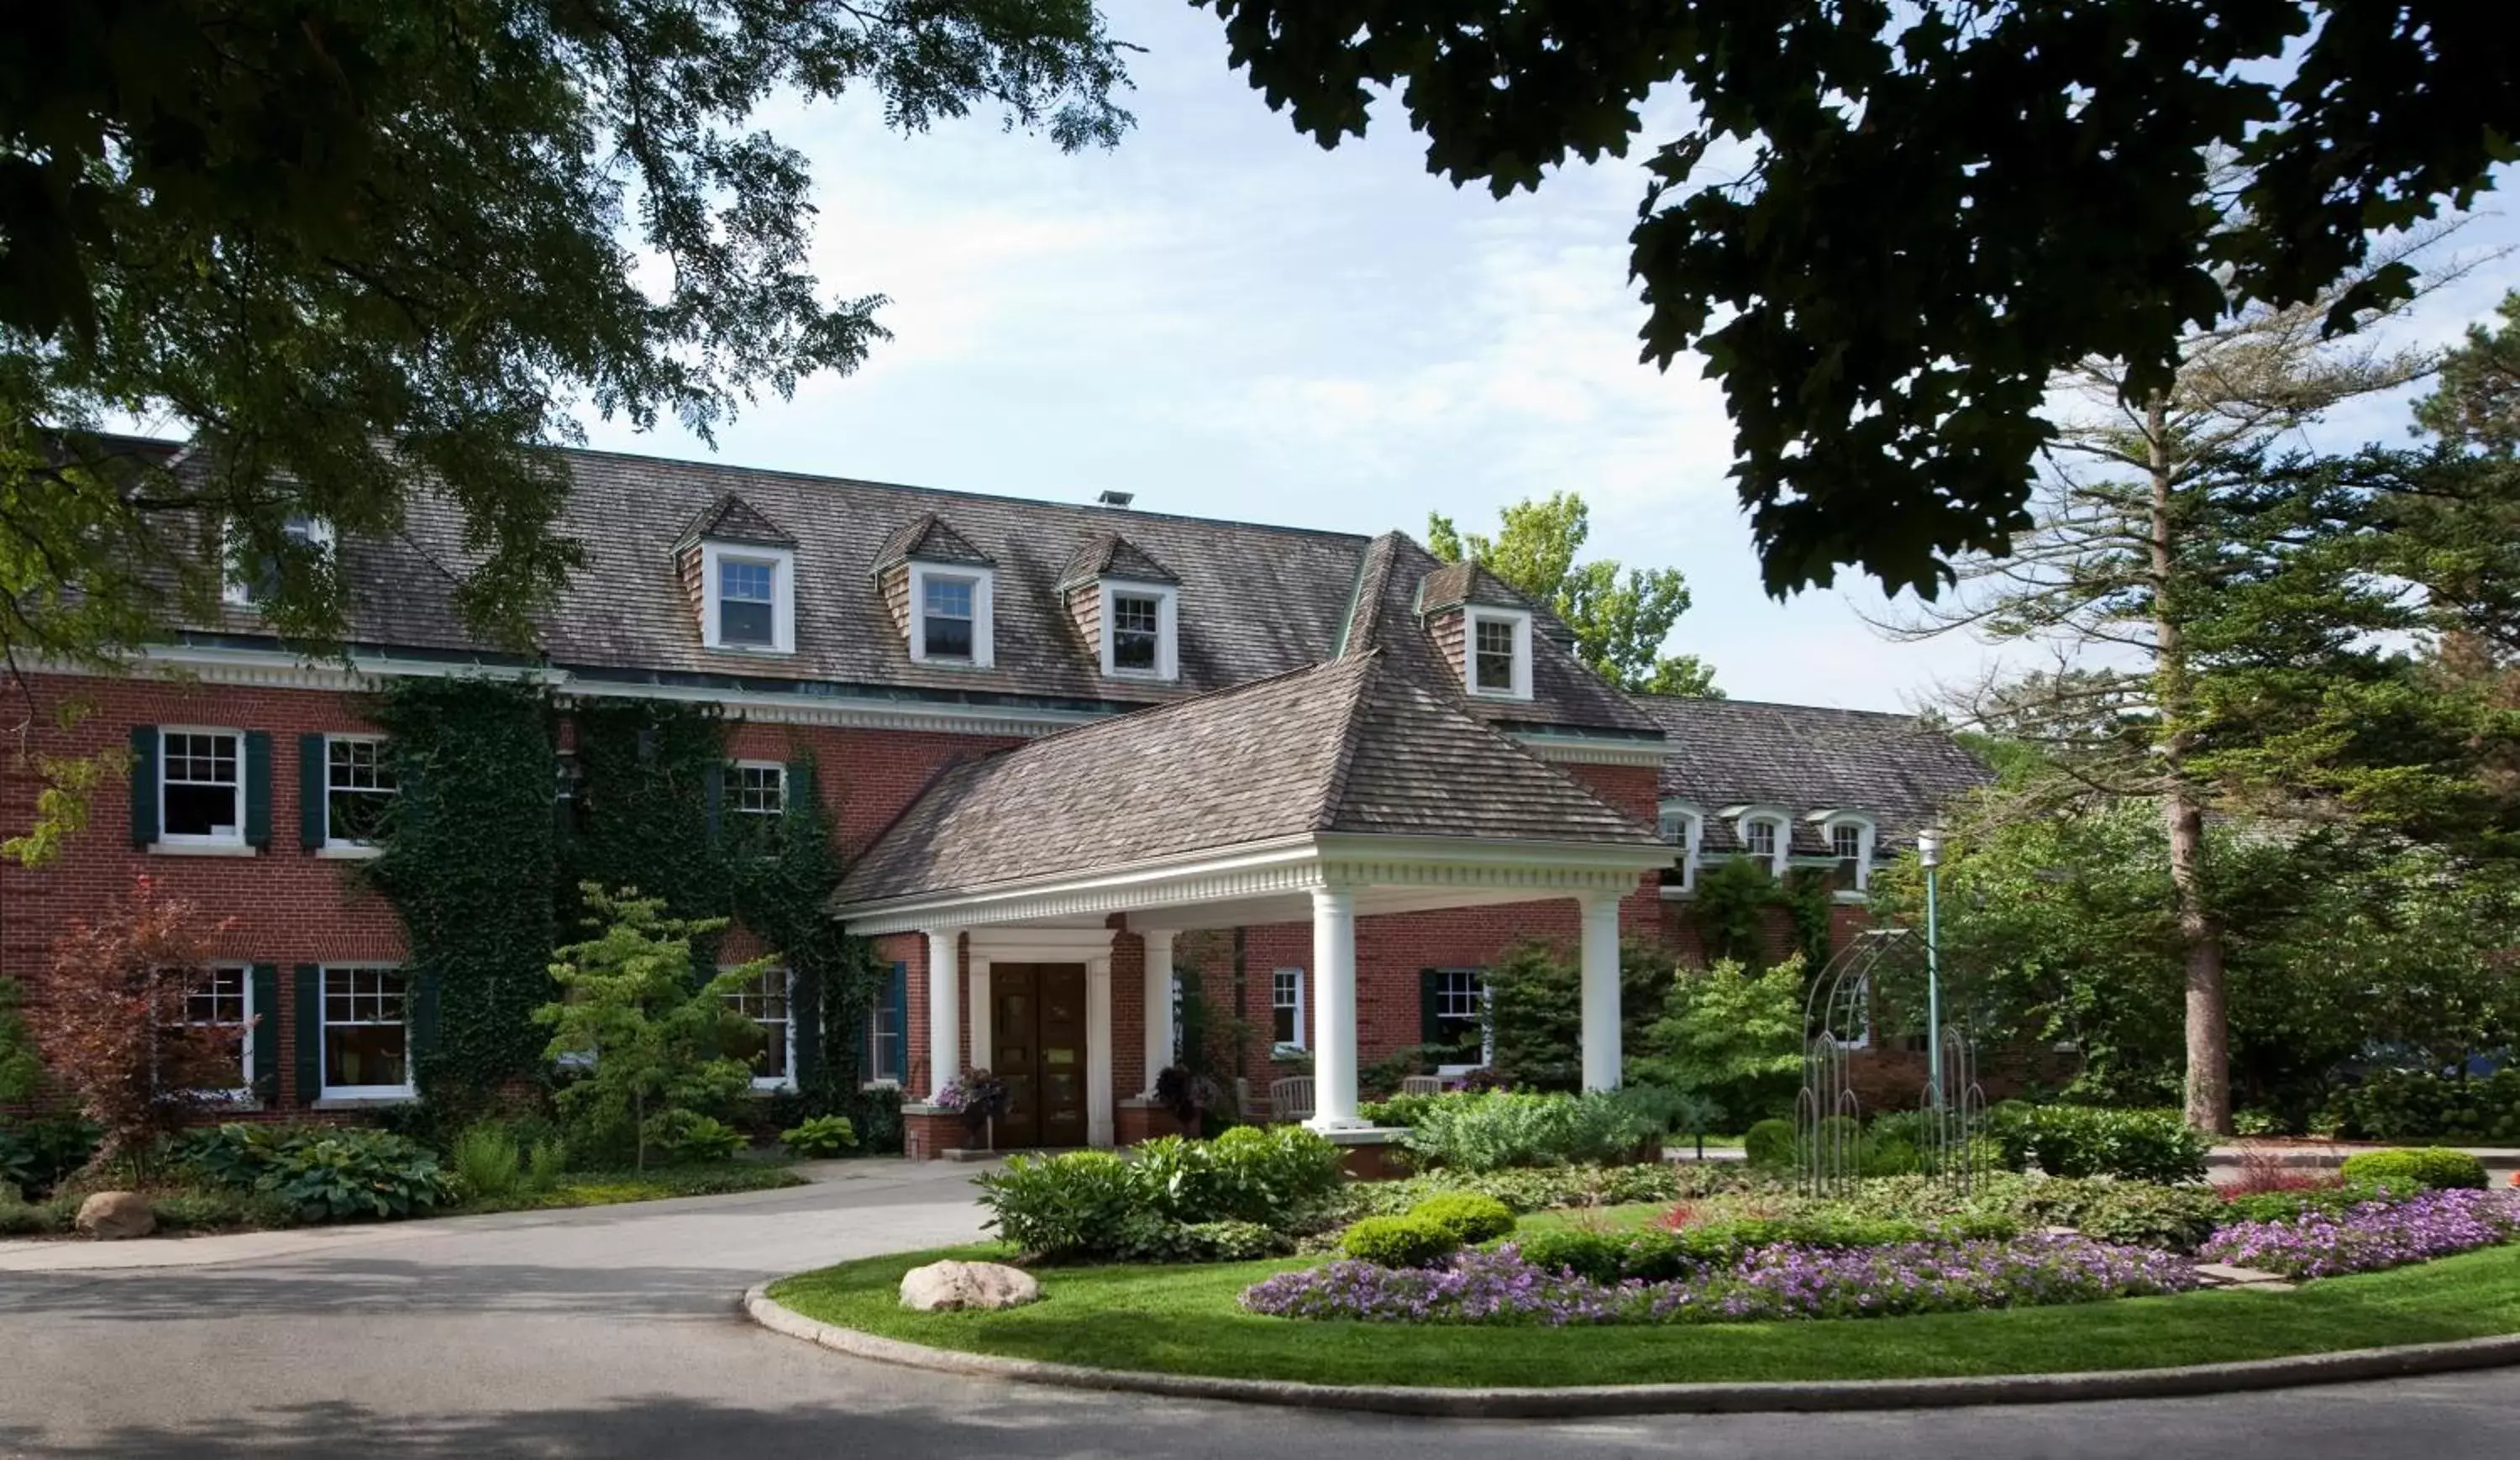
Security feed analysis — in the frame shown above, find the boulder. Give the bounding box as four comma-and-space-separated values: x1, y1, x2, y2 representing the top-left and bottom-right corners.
74, 1191, 156, 1241
898, 1259, 1041, 1312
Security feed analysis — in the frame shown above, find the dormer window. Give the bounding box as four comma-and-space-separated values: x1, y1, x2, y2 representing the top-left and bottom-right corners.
907, 561, 995, 668
1099, 581, 1179, 679
1745, 818, 1777, 859
1463, 606, 1532, 700
699, 542, 795, 653
1819, 814, 1877, 893
223, 513, 334, 608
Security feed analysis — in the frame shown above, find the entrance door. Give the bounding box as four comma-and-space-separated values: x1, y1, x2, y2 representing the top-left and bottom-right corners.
990, 964, 1089, 1148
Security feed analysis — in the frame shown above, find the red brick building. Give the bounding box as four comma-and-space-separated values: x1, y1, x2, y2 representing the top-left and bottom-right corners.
1, 445, 1987, 1155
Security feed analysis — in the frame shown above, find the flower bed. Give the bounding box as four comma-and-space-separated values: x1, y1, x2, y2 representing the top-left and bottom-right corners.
1239, 1234, 2200, 1326
2199, 1189, 2520, 1279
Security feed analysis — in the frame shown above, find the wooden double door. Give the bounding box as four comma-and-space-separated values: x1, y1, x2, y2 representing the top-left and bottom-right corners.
989, 963, 1089, 1149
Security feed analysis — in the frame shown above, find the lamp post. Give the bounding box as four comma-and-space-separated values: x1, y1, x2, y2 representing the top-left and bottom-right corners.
1919, 826, 1945, 1111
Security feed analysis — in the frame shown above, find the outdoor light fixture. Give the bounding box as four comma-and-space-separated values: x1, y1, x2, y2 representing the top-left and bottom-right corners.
1918, 825, 1942, 869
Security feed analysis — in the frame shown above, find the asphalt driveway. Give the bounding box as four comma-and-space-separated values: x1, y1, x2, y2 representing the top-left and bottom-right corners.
4, 1159, 2518, 1458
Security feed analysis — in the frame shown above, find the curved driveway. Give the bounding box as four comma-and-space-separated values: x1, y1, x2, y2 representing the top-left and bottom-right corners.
4, 1159, 2518, 1459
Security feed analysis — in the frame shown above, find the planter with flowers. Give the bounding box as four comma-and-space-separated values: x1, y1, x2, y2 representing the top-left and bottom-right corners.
934, 1070, 1012, 1151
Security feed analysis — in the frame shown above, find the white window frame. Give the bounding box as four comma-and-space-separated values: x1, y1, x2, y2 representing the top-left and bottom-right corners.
727, 964, 796, 1093
1735, 808, 1790, 876
321, 733, 395, 856
1657, 800, 1704, 893
156, 726, 246, 850
319, 964, 415, 1102
223, 514, 335, 608
1098, 580, 1179, 680
177, 963, 255, 1102
701, 541, 796, 654
1270, 966, 1306, 1054
1462, 605, 1534, 700
1819, 813, 1877, 897
864, 979, 904, 1089
1430, 969, 1492, 1076
907, 561, 995, 669
730, 760, 786, 818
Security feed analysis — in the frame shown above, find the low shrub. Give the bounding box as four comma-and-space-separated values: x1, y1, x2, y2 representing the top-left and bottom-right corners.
2339, 1148, 2489, 1191
1359, 1093, 1444, 1129
260, 1132, 449, 1222
1402, 1091, 1661, 1172
1742, 1118, 1796, 1170
450, 1124, 524, 1201
780, 1115, 858, 1158
150, 1188, 288, 1232
1341, 1214, 1460, 1268
1337, 1162, 1745, 1221
0, 1191, 74, 1234
646, 1111, 746, 1163
2332, 1068, 2520, 1143
1991, 1106, 2209, 1184
1407, 1192, 1516, 1244
2219, 1177, 2418, 1224
979, 1128, 1345, 1262
526, 1137, 569, 1191
0, 1117, 102, 1200
1179, 1219, 1284, 1261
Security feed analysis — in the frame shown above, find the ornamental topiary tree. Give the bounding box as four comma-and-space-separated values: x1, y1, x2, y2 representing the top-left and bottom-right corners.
34, 876, 244, 1180
534, 885, 764, 1172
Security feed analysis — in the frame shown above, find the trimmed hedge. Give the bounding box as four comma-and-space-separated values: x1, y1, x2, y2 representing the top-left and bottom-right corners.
1408, 1192, 1516, 1244
2338, 1148, 2490, 1191
1990, 1106, 2209, 1184
1342, 1215, 1460, 1268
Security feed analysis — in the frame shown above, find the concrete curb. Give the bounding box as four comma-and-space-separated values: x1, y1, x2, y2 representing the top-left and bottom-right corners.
742, 1284, 2520, 1417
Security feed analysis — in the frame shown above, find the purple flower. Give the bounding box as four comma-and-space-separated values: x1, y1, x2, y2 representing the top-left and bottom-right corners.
1238, 1235, 2203, 1326
2199, 1189, 2520, 1280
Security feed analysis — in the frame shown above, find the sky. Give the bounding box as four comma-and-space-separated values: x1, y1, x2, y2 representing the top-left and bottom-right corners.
575, 0, 2520, 712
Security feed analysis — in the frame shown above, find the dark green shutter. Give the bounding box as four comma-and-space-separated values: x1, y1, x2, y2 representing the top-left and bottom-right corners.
249, 963, 280, 1093
298, 734, 327, 850
292, 964, 323, 1105
703, 763, 724, 843
129, 726, 159, 847
1420, 969, 1443, 1048
886, 961, 909, 1083
243, 731, 272, 849
785, 759, 815, 820
791, 965, 822, 1090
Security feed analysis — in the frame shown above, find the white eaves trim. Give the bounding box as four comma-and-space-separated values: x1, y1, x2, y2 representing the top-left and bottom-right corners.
833, 831, 1672, 936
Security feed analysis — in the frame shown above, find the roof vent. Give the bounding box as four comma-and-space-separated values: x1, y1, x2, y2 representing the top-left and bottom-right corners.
1095, 489, 1135, 509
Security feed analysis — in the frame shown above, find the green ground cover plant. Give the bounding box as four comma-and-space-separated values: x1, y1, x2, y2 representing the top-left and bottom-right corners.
2338, 1148, 2491, 1191
768, 1242, 2520, 1389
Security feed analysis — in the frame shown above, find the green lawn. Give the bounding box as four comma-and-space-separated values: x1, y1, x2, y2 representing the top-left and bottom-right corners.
767, 1242, 2520, 1389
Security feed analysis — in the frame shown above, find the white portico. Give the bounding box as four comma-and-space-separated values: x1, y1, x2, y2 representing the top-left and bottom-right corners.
830, 652, 1672, 1149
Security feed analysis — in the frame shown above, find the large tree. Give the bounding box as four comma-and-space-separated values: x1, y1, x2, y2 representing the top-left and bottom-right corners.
1426, 491, 1718, 696
1881, 249, 2469, 1132
1199, 0, 2518, 598
0, 1, 1131, 675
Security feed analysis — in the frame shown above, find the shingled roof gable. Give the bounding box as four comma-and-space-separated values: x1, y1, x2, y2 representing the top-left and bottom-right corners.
1636, 695, 1992, 852
673, 491, 795, 549
1057, 530, 1180, 590
832, 652, 1656, 906
869, 512, 995, 575
1415, 559, 1529, 616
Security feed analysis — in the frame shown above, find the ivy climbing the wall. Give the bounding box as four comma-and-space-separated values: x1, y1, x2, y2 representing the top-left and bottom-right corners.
367, 679, 560, 1103
1689, 858, 1840, 969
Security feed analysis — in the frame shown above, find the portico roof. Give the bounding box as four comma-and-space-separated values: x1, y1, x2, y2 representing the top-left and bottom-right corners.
831, 651, 1670, 931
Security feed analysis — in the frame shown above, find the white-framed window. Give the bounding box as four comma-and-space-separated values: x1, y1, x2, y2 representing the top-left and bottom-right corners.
177, 964, 254, 1098
727, 965, 794, 1091
1822, 815, 1877, 893
1743, 817, 1782, 863
223, 513, 334, 607
864, 970, 905, 1086
1462, 606, 1533, 699
1099, 580, 1179, 679
1270, 967, 1305, 1053
324, 735, 396, 848
1657, 801, 1704, 892
908, 562, 995, 668
731, 762, 785, 817
701, 542, 795, 653
322, 965, 412, 1100
1431, 968, 1492, 1074
160, 728, 244, 846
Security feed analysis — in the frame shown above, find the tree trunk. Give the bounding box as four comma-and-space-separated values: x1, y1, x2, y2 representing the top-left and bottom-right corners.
2145, 393, 2233, 1136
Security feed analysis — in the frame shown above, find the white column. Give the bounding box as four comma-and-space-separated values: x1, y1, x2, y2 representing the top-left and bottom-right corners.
1307, 885, 1363, 1130
925, 927, 961, 1101
1579, 891, 1624, 1092
1140, 930, 1177, 1095
968, 958, 993, 1078
1086, 955, 1115, 1148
